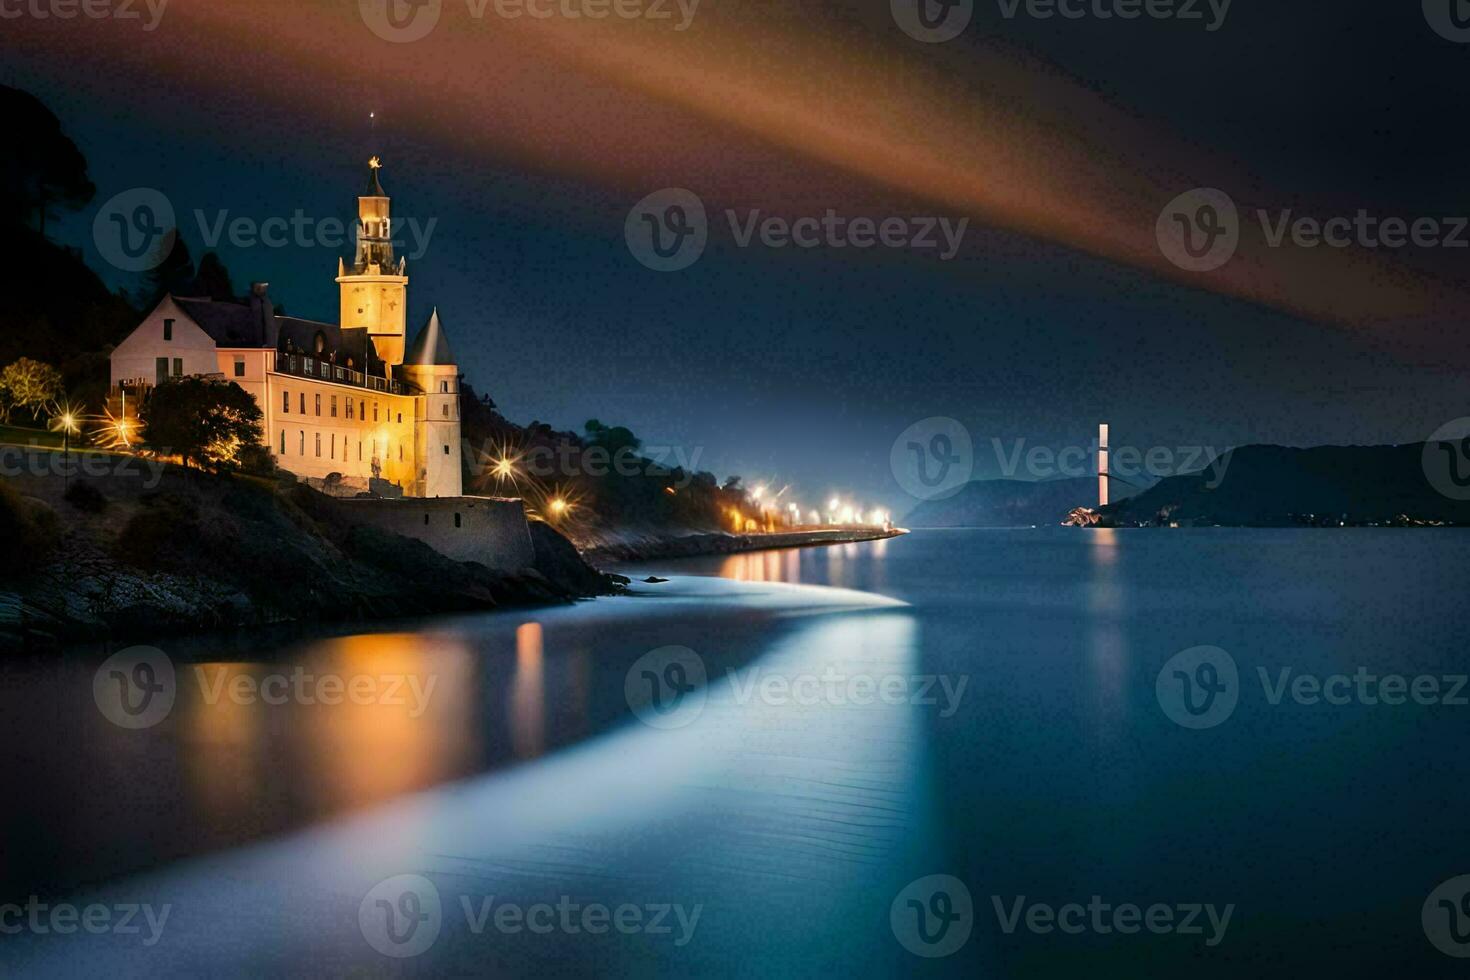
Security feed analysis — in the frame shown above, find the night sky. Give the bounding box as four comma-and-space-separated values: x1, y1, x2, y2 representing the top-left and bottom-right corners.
8, 0, 1469, 512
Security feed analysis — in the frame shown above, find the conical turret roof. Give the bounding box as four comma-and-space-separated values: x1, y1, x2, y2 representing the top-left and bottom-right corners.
404, 307, 455, 366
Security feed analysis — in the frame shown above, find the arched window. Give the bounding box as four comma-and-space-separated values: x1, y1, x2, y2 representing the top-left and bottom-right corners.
298, 430, 304, 454
313, 332, 327, 355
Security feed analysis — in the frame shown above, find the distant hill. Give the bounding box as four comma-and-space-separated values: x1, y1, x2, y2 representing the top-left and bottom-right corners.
1099, 443, 1470, 527
904, 476, 1099, 527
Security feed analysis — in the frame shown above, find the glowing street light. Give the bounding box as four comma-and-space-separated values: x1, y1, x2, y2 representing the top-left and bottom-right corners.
548, 497, 567, 518
493, 457, 515, 479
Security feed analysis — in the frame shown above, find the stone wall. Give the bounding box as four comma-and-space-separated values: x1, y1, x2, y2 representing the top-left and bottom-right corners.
325, 496, 535, 572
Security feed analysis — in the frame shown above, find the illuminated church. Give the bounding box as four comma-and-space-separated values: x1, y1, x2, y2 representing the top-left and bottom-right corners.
110, 159, 463, 498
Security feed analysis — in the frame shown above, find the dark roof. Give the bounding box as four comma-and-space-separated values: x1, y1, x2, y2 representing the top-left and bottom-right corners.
174, 297, 263, 347
404, 308, 455, 366
170, 295, 384, 373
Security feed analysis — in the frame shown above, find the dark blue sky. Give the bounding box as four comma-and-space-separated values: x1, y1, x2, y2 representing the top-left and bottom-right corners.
9, 1, 1469, 512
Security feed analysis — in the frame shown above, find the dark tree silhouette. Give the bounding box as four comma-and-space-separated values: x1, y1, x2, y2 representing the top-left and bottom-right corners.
0, 84, 95, 238
196, 252, 236, 301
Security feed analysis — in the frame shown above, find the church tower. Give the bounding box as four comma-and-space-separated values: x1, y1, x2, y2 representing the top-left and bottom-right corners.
337, 157, 409, 366
401, 308, 463, 498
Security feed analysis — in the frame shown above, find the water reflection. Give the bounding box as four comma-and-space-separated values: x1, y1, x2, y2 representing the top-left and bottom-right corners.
510, 621, 546, 759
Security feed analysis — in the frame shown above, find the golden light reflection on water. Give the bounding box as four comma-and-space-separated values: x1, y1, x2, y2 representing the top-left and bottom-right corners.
1085, 528, 1127, 711
718, 549, 802, 583
511, 622, 546, 760
182, 631, 475, 817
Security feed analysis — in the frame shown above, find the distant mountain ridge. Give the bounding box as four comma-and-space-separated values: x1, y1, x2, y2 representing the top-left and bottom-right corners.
903, 476, 1099, 527
1100, 443, 1470, 527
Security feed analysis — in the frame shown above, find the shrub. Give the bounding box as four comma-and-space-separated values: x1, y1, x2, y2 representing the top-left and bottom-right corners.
63, 479, 107, 513
0, 480, 60, 578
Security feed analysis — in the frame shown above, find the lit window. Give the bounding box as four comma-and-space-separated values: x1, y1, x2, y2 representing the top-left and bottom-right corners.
233, 357, 245, 378
440, 380, 448, 393
163, 318, 173, 341
330, 395, 337, 418
346, 398, 354, 420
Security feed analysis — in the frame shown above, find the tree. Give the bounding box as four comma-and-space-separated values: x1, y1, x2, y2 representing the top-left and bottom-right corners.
584, 418, 641, 455
196, 252, 236, 301
144, 233, 195, 304
140, 377, 263, 471
0, 84, 95, 238
0, 357, 64, 423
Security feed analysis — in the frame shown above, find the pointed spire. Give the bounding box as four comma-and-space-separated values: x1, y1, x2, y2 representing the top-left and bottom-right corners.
365, 155, 387, 197
405, 306, 455, 366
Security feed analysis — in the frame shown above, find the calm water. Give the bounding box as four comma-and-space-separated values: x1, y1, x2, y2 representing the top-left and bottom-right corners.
3, 528, 1468, 977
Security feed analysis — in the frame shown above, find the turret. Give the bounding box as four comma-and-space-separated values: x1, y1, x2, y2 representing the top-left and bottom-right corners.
400, 308, 462, 498
337, 156, 408, 366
